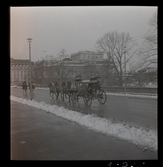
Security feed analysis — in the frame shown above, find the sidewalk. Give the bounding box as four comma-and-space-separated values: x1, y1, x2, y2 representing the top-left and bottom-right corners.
11, 101, 157, 160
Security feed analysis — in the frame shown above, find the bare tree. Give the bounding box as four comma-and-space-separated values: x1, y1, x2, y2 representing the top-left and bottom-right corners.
41, 55, 55, 84
53, 49, 75, 85
138, 12, 157, 71
132, 13, 157, 87
96, 31, 137, 86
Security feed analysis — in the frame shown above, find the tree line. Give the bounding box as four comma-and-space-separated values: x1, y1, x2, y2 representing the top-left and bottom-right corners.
35, 13, 157, 87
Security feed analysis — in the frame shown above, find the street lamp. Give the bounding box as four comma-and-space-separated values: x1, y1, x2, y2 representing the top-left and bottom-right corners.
124, 47, 127, 95
27, 38, 33, 100
59, 61, 62, 86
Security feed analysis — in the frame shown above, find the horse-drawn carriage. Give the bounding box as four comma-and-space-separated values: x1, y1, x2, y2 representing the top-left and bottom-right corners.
70, 75, 107, 107
49, 75, 107, 107
48, 74, 107, 107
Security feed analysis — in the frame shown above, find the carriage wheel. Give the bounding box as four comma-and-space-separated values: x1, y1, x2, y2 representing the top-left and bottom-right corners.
97, 90, 107, 104
83, 92, 92, 107
71, 92, 78, 105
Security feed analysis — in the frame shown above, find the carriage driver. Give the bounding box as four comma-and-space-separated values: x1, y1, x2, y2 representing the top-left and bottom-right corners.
75, 73, 82, 87
89, 73, 100, 94
95, 73, 101, 94
88, 74, 96, 93
75, 73, 82, 81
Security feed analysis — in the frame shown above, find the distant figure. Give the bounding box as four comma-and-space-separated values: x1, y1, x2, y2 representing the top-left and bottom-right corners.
28, 82, 35, 91
22, 81, 27, 93
32, 83, 35, 91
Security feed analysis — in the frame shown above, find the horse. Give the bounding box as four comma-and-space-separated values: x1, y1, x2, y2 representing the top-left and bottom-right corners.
48, 81, 60, 100
60, 81, 72, 102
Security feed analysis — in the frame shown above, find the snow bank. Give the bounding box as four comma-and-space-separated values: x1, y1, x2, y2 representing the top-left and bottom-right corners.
11, 95, 157, 151
11, 86, 49, 90
10, 85, 19, 88
106, 92, 157, 99
35, 87, 49, 90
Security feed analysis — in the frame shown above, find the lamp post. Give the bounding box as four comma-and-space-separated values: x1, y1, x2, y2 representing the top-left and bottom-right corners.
27, 38, 33, 100
124, 47, 127, 95
59, 61, 62, 86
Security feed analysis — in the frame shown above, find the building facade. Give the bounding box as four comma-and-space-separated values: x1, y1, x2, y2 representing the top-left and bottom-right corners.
34, 60, 113, 86
71, 51, 104, 61
34, 59, 86, 85
10, 58, 35, 85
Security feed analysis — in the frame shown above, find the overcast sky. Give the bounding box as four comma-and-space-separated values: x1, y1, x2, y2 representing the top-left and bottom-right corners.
10, 6, 157, 62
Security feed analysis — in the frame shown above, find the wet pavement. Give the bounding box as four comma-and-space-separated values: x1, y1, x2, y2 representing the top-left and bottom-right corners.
11, 101, 157, 160
11, 87, 157, 130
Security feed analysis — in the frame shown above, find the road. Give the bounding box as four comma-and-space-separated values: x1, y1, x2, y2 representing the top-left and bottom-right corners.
11, 101, 157, 160
11, 87, 157, 130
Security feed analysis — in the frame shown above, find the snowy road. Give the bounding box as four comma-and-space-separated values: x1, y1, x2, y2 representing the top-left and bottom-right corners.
11, 87, 158, 151
11, 87, 157, 130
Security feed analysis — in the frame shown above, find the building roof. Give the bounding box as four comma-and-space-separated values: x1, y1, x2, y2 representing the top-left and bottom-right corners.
71, 50, 103, 57
11, 58, 34, 65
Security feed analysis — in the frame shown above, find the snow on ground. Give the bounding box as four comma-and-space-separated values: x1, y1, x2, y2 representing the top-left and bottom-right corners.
106, 92, 157, 99
11, 95, 157, 151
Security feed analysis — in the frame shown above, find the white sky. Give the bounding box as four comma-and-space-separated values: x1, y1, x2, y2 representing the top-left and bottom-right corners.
10, 6, 157, 62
